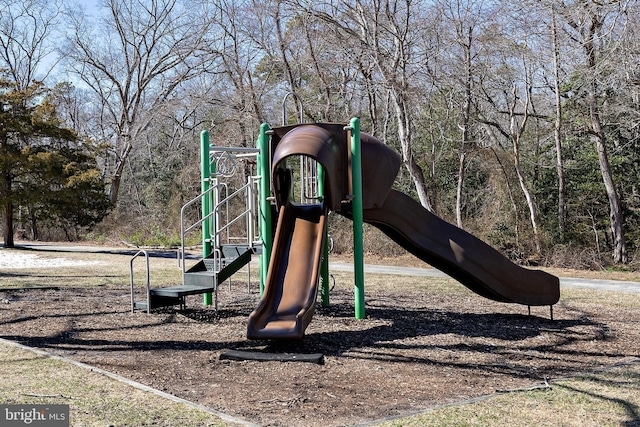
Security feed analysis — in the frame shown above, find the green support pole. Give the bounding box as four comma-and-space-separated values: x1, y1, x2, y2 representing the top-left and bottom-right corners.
350, 118, 365, 319
257, 123, 272, 296
318, 163, 330, 307
201, 130, 213, 306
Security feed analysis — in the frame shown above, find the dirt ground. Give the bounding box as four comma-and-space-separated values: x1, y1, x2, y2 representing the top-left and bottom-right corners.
1, 251, 640, 426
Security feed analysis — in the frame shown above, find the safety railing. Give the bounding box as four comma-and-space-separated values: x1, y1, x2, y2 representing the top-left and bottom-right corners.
129, 250, 150, 313
179, 147, 261, 284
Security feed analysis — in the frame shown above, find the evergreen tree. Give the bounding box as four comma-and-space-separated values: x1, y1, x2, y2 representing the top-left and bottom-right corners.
0, 75, 111, 247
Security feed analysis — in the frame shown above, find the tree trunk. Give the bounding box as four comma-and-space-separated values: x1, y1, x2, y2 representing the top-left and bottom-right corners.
1, 135, 14, 247
456, 151, 465, 228
590, 110, 626, 263
29, 207, 38, 241
509, 83, 541, 255
2, 195, 13, 248
585, 15, 627, 263
456, 25, 473, 229
108, 134, 133, 205
551, 6, 567, 239
392, 91, 432, 211
513, 136, 541, 254
490, 146, 520, 246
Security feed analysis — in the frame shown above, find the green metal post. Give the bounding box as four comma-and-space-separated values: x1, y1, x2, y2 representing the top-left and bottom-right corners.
257, 123, 272, 295
350, 118, 365, 319
201, 130, 213, 306
318, 163, 330, 307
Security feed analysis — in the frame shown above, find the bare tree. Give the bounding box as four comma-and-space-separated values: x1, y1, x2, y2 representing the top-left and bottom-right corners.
507, 77, 542, 255
558, 0, 628, 263
434, 0, 486, 227
469, 1, 555, 256
0, 0, 61, 88
307, 0, 434, 210
205, 0, 267, 133
550, 4, 568, 240
61, 0, 213, 205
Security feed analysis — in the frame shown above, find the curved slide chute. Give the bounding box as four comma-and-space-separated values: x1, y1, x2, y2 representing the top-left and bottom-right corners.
247, 201, 327, 340
354, 129, 559, 306
247, 125, 335, 340
361, 189, 560, 306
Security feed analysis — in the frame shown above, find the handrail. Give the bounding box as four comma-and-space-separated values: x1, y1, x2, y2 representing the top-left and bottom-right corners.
180, 147, 261, 285
209, 147, 260, 154
216, 182, 228, 246
248, 175, 259, 246
213, 182, 253, 240
179, 182, 251, 250
130, 250, 150, 314
179, 184, 218, 275
180, 187, 218, 275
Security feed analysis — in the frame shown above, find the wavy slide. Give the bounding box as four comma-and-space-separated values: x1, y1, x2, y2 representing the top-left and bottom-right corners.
362, 189, 560, 306
246, 201, 328, 340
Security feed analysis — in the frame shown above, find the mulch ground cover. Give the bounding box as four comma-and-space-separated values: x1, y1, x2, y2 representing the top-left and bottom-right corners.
1, 266, 639, 426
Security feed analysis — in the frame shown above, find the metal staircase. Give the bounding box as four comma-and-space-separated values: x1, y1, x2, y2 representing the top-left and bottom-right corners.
131, 145, 262, 313
131, 245, 256, 312
183, 244, 254, 288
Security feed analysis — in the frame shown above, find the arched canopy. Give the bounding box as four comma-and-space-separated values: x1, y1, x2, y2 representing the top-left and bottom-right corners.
270, 123, 401, 211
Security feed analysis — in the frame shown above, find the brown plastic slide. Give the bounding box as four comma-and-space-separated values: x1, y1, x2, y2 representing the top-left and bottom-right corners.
246, 201, 328, 340
352, 126, 559, 306
247, 124, 342, 340
362, 190, 560, 306
247, 123, 559, 340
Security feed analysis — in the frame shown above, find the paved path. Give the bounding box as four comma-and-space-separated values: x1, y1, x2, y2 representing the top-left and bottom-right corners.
8, 242, 640, 294
329, 262, 640, 294
7, 242, 199, 259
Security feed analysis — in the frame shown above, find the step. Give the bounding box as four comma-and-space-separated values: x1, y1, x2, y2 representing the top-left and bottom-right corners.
183, 270, 217, 288
134, 245, 255, 313
184, 247, 252, 287
150, 284, 215, 298
133, 294, 184, 311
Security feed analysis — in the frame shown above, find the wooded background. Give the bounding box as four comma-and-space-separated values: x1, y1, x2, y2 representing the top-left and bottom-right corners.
1, 0, 639, 268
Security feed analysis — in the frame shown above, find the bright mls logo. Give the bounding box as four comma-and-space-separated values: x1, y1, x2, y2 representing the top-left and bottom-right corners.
0, 405, 69, 426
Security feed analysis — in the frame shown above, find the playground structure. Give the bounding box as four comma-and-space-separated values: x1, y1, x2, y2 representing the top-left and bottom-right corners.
131, 97, 560, 340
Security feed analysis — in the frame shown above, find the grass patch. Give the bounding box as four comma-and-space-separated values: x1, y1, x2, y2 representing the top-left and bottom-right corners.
0, 342, 228, 426
377, 362, 640, 427
0, 249, 184, 289
560, 287, 640, 309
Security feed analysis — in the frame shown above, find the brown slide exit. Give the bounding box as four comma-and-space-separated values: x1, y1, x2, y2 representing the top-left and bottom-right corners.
246, 201, 328, 340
